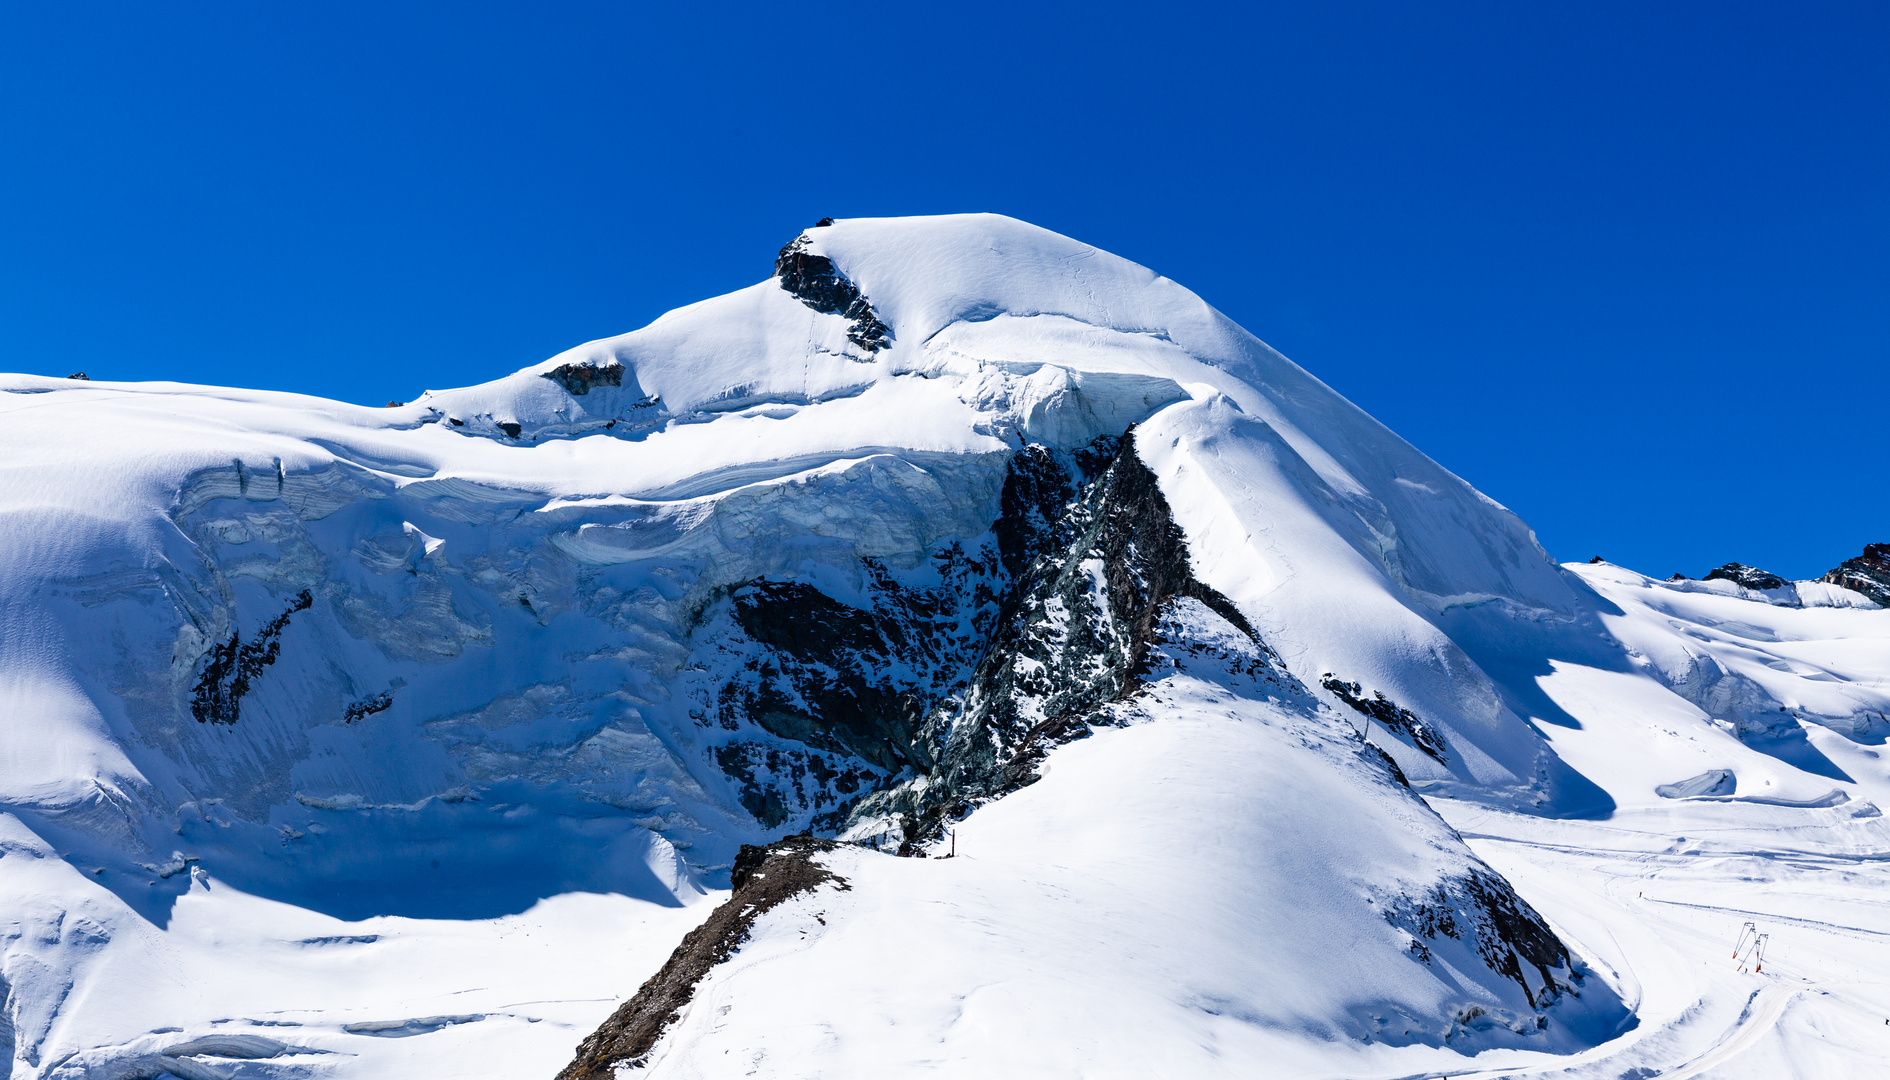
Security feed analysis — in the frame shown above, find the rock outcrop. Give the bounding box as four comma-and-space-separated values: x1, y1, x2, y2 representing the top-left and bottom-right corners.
1383, 868, 1585, 1022
774, 235, 893, 355
189, 589, 314, 725
1821, 543, 1890, 607
1703, 563, 1789, 591
677, 425, 1294, 833
896, 431, 1273, 824
540, 361, 624, 396
555, 835, 847, 1080
1321, 676, 1450, 763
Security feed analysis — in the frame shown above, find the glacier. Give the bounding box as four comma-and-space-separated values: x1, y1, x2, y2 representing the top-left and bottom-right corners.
1, 214, 1887, 1079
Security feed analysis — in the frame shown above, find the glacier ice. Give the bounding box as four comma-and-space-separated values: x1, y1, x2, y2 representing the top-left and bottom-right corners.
0, 214, 1886, 1079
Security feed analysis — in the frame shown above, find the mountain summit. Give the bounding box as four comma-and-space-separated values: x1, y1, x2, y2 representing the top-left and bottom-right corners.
1, 215, 1884, 1079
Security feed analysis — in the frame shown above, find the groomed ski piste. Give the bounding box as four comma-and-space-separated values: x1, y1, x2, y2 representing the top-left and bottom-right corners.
0, 214, 1885, 1078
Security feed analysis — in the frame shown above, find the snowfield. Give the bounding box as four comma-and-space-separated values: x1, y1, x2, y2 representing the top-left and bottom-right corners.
0, 214, 1885, 1079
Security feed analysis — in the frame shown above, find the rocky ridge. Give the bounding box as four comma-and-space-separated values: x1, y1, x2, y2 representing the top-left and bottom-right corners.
555, 425, 1606, 1074
1702, 562, 1790, 591
556, 835, 848, 1080
774, 221, 893, 356
1822, 543, 1890, 607
692, 428, 1292, 840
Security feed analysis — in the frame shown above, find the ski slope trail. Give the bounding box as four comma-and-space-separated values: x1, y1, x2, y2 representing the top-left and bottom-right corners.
1429, 803, 1890, 1078
1417, 583, 1890, 1079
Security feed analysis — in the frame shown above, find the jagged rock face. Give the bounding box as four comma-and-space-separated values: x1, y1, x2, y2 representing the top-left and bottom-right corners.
908, 433, 1267, 819
722, 553, 1002, 773
735, 431, 1279, 837
688, 544, 1004, 830
1822, 543, 1890, 607
1321, 677, 1450, 763
539, 361, 624, 396
774, 235, 893, 354
189, 590, 314, 725
1704, 563, 1789, 591
689, 430, 1271, 833
1383, 868, 1581, 1018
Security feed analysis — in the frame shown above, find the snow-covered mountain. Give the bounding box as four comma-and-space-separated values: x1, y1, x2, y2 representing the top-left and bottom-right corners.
2, 215, 1886, 1079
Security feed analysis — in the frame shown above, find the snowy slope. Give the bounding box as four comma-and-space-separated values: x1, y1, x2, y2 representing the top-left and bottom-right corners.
0, 214, 1885, 1079
608, 601, 1629, 1080
1411, 562, 1890, 1078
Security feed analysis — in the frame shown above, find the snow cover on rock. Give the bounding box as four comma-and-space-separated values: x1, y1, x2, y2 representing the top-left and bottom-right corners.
0, 214, 1885, 1079
600, 598, 1624, 1079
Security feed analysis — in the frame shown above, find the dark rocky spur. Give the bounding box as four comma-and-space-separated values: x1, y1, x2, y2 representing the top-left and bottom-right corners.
775, 234, 893, 356
1822, 543, 1890, 607
555, 835, 849, 1080
1702, 563, 1789, 591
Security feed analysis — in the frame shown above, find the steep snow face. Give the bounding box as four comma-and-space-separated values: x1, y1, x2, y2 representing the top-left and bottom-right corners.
4, 213, 1877, 1077
412, 214, 1586, 794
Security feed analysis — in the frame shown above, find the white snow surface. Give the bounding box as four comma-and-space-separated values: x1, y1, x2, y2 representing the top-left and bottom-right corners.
0, 213, 1885, 1077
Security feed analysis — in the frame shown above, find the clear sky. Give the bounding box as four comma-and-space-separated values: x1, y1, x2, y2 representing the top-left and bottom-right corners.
2, 3, 1884, 580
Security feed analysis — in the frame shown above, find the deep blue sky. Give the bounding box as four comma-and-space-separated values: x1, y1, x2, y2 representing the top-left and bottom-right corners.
2, 3, 1884, 579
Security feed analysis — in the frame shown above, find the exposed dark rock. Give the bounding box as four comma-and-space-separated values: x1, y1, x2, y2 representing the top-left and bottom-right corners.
1821, 543, 1890, 607
1320, 677, 1449, 763
727, 581, 928, 770
996, 713, 1093, 789
698, 431, 1259, 834
1704, 563, 1789, 591
497, 422, 522, 439
67, 372, 89, 380
703, 544, 1002, 822
1384, 868, 1576, 1011
709, 741, 871, 831
384, 401, 405, 408
813, 217, 834, 227
556, 835, 849, 1080
711, 743, 791, 828
343, 691, 395, 724
993, 442, 1095, 578
190, 590, 314, 725
903, 432, 1270, 822
775, 236, 892, 355
541, 361, 625, 397
1587, 556, 1604, 564
714, 430, 1296, 843
1370, 743, 1411, 787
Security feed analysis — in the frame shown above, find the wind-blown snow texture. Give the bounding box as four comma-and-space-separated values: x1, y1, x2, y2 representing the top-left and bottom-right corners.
0, 214, 1885, 1078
